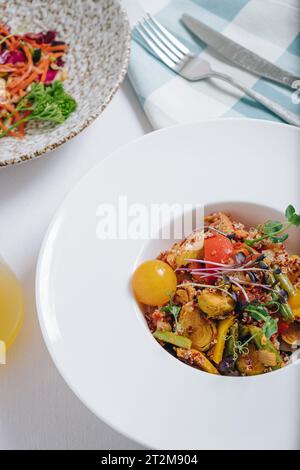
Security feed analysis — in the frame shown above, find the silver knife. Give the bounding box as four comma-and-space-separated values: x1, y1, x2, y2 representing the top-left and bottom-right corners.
181, 13, 299, 88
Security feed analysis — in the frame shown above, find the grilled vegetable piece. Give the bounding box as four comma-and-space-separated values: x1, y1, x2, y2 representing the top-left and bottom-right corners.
268, 272, 294, 322
278, 302, 294, 323
165, 230, 204, 269
204, 212, 234, 234
176, 347, 219, 374
179, 303, 216, 351
197, 290, 235, 318
153, 330, 192, 349
281, 322, 300, 346
274, 270, 296, 297
243, 325, 283, 368
257, 350, 277, 367
212, 315, 236, 364
288, 289, 300, 318
175, 284, 195, 304
237, 343, 265, 376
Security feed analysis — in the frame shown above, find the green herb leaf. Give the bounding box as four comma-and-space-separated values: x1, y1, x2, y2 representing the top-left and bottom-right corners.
45, 81, 77, 120
161, 295, 181, 325
289, 214, 300, 227
161, 303, 181, 324
285, 205, 300, 227
0, 82, 77, 139
269, 233, 289, 244
263, 220, 283, 235
285, 205, 295, 220
262, 317, 278, 339
244, 303, 278, 339
18, 81, 76, 124
244, 304, 269, 322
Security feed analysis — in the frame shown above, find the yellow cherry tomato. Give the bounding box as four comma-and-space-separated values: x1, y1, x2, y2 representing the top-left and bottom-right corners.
132, 260, 177, 306
289, 289, 300, 318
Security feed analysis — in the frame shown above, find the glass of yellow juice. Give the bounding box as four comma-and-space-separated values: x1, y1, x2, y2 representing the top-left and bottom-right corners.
0, 258, 24, 350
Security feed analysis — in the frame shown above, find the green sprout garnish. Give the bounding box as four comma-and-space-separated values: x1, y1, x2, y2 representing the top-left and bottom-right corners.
245, 205, 300, 247
161, 293, 181, 328
225, 334, 256, 361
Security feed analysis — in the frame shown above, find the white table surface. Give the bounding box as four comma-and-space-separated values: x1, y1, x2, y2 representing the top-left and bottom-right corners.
0, 78, 152, 450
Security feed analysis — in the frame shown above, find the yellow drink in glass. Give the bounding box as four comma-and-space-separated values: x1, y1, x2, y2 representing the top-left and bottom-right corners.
0, 259, 24, 349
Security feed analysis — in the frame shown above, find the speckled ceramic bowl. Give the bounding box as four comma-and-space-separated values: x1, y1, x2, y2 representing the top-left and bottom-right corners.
0, 0, 131, 166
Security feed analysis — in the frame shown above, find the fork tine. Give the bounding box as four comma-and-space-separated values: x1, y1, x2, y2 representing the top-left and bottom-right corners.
147, 14, 190, 55
140, 22, 180, 63
135, 25, 177, 70
144, 16, 185, 60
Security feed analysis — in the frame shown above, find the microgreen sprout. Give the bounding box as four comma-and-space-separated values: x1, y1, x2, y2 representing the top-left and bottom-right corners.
245, 205, 300, 247
225, 333, 256, 361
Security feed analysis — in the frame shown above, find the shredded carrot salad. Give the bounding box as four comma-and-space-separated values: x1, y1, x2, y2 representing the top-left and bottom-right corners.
0, 23, 76, 139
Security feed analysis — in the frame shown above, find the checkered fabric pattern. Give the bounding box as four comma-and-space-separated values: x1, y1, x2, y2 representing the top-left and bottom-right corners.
128, 0, 300, 129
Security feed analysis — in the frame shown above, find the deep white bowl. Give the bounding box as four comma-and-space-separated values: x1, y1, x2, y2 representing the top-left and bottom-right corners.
36, 119, 300, 449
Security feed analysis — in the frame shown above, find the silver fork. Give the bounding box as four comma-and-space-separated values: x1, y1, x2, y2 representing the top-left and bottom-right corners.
134, 14, 300, 127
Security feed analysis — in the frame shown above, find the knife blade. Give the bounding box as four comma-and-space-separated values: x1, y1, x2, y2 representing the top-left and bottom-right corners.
181, 13, 299, 88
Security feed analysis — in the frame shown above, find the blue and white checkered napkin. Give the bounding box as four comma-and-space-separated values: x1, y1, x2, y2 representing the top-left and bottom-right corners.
126, 0, 300, 129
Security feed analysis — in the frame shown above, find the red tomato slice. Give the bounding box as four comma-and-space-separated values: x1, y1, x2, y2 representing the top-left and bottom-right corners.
204, 233, 234, 267
189, 261, 204, 283
202, 234, 233, 284
278, 320, 289, 335
189, 234, 234, 285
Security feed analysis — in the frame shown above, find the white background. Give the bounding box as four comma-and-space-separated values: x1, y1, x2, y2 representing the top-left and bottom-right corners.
0, 78, 151, 450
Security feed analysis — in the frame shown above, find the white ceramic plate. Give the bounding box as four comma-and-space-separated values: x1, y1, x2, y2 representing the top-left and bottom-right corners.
36, 119, 300, 450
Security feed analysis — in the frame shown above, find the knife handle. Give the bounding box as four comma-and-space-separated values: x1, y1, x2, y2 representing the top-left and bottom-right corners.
212, 71, 300, 127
